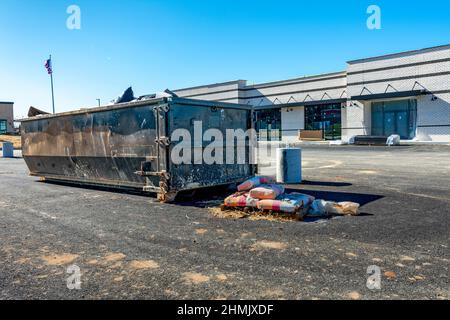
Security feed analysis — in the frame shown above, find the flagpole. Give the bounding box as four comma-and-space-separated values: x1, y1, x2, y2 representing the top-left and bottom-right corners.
49, 55, 55, 114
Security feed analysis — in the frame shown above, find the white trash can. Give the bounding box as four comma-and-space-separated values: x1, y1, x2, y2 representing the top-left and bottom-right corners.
1, 142, 14, 158
276, 148, 302, 184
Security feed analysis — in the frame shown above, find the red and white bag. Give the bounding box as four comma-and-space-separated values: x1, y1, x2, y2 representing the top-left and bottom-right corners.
224, 192, 259, 208
249, 184, 285, 200
237, 176, 276, 192
257, 193, 314, 213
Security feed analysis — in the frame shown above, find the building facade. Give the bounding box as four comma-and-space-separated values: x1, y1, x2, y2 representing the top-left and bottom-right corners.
174, 44, 450, 143
0, 102, 14, 134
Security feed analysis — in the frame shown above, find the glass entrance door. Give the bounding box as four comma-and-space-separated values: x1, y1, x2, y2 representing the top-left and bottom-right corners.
384, 112, 396, 135
371, 99, 417, 139
396, 111, 409, 138
322, 107, 342, 140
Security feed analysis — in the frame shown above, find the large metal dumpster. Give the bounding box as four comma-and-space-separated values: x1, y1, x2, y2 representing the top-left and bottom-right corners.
20, 97, 256, 202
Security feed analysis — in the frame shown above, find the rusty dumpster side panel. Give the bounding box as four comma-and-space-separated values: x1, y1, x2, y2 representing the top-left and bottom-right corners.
20, 97, 255, 201
21, 102, 160, 190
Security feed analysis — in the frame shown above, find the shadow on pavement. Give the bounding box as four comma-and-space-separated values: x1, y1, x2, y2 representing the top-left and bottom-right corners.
177, 185, 384, 210
299, 180, 353, 187
38, 180, 151, 197
38, 179, 383, 212
286, 188, 384, 206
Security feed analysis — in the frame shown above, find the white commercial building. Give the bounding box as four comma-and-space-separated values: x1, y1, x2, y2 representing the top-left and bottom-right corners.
175, 44, 450, 143
0, 101, 14, 134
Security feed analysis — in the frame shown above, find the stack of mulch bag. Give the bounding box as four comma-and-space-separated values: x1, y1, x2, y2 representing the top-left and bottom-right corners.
221, 176, 360, 220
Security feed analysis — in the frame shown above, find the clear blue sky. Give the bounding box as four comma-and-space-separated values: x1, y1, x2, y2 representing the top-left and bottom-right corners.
1, 0, 450, 119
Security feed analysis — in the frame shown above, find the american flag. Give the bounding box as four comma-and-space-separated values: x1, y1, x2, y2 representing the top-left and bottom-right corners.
44, 58, 53, 75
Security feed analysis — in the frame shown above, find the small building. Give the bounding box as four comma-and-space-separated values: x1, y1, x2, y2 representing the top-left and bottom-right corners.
0, 102, 14, 134
174, 44, 450, 143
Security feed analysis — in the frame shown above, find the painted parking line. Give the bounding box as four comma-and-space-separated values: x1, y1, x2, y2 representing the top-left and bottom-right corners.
303, 160, 343, 170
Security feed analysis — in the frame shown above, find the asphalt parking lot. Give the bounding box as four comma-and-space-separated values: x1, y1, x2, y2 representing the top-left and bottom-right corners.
0, 145, 449, 300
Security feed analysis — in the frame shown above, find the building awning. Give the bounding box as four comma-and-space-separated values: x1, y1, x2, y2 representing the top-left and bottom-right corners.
254, 98, 347, 111
351, 89, 429, 101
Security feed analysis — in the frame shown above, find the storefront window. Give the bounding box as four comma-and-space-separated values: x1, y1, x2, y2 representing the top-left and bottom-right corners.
255, 109, 281, 141
304, 104, 342, 140
371, 99, 417, 139
0, 120, 7, 134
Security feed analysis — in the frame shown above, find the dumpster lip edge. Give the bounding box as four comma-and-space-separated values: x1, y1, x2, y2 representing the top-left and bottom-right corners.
18, 97, 253, 123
